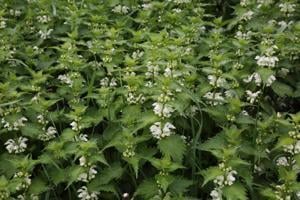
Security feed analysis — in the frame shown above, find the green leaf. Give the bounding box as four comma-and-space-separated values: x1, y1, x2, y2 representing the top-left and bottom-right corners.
271, 81, 294, 97
21, 123, 43, 138
124, 156, 140, 178
89, 184, 118, 197
223, 183, 248, 200
169, 177, 193, 195
28, 178, 48, 194
199, 133, 226, 151
48, 167, 66, 185
134, 179, 159, 199
89, 163, 123, 188
158, 135, 186, 163
200, 167, 223, 186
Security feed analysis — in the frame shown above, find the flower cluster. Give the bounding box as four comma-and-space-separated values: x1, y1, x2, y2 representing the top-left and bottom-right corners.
204, 92, 225, 106
1, 117, 27, 131
243, 72, 262, 86
283, 140, 300, 155
13, 171, 32, 191
210, 163, 238, 200
255, 55, 279, 68
112, 5, 129, 14
58, 74, 73, 87
150, 122, 176, 139
245, 90, 261, 104
37, 115, 57, 141
77, 186, 100, 200
5, 137, 28, 154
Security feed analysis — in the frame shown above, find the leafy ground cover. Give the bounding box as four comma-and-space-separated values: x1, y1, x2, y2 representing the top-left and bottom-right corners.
0, 0, 300, 199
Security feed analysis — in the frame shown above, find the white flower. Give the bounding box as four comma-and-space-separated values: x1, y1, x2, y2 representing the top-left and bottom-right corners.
295, 140, 300, 154
279, 3, 296, 14
150, 122, 162, 139
145, 64, 159, 78
208, 75, 227, 87
266, 75, 276, 86
241, 110, 249, 116
255, 55, 279, 68
240, 0, 249, 7
296, 191, 300, 198
112, 5, 129, 14
132, 50, 144, 59
79, 156, 87, 167
5, 137, 28, 154
283, 144, 294, 154
126, 92, 145, 104
225, 170, 237, 186
58, 74, 73, 87
162, 122, 176, 137
79, 134, 88, 142
241, 10, 254, 21
88, 166, 97, 180
78, 166, 97, 182
243, 72, 262, 86
254, 165, 263, 173
100, 77, 117, 87
100, 77, 109, 87
13, 117, 27, 130
276, 156, 289, 166
150, 122, 176, 139
37, 114, 45, 124
47, 126, 57, 135
210, 188, 222, 200
0, 20, 6, 29
71, 121, 79, 131
78, 173, 88, 182
173, 8, 182, 13
110, 78, 117, 87
37, 15, 51, 23
164, 67, 172, 77
204, 92, 225, 106
122, 193, 129, 198
246, 90, 260, 103
77, 186, 99, 200
9, 9, 21, 17
38, 29, 53, 39
141, 3, 152, 10
213, 175, 224, 186
152, 102, 174, 118
235, 31, 252, 40
14, 172, 32, 191
39, 126, 57, 141
283, 141, 300, 154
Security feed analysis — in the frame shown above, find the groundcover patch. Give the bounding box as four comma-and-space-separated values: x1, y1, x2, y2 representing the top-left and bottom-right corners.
0, 0, 300, 199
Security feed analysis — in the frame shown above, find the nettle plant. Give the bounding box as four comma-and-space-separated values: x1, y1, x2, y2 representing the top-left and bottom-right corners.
0, 0, 299, 199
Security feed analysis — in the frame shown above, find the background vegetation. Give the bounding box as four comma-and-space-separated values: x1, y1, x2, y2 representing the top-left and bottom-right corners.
0, 0, 299, 199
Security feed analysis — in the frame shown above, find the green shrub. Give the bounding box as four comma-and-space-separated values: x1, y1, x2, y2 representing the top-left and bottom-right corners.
0, 0, 299, 199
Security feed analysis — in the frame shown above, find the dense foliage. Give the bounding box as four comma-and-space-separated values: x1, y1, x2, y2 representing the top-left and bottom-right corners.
0, 0, 300, 199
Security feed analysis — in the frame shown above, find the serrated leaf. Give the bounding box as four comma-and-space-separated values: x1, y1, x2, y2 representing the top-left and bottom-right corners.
199, 133, 226, 151
200, 167, 223, 186
158, 135, 186, 163
223, 183, 248, 200
21, 123, 43, 138
134, 179, 159, 199
89, 163, 123, 188
28, 178, 48, 194
169, 177, 193, 195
